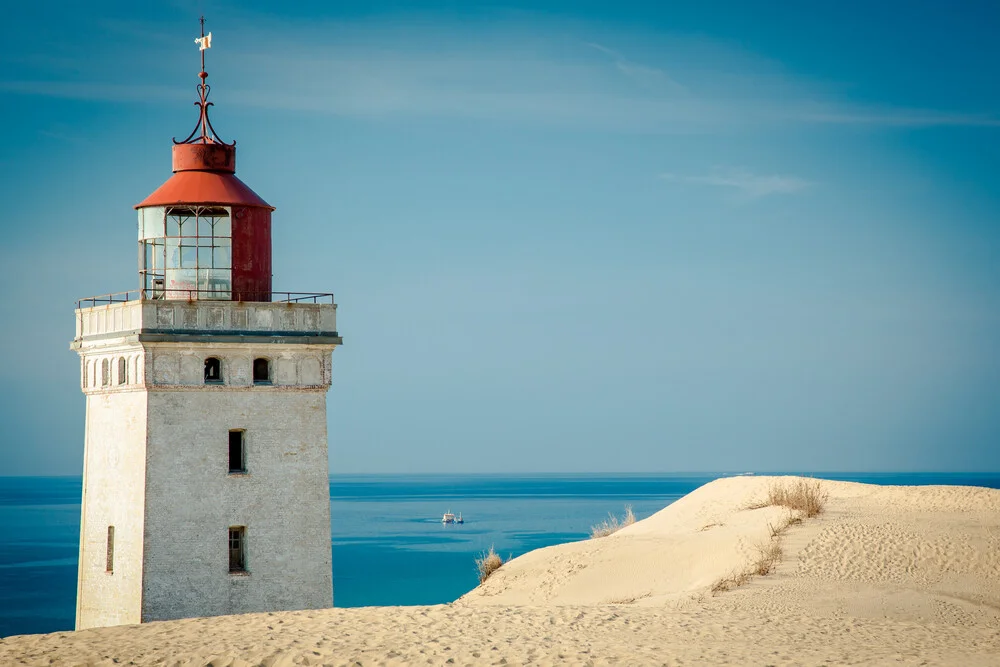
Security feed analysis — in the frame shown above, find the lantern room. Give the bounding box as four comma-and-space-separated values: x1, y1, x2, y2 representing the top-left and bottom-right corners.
135, 34, 273, 302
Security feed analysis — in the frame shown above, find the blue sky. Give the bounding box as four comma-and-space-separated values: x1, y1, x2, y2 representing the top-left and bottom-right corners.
1, 0, 999, 475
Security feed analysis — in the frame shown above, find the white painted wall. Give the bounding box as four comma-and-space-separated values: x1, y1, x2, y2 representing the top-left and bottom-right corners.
76, 348, 148, 629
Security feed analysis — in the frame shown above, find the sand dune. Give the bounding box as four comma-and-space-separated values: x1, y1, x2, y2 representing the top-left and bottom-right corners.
3, 476, 999, 666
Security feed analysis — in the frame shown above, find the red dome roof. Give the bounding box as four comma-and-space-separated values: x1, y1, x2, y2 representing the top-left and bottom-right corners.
136, 170, 272, 209
135, 143, 272, 210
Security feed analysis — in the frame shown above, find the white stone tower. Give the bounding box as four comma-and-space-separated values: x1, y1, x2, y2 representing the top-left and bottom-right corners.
71, 23, 341, 630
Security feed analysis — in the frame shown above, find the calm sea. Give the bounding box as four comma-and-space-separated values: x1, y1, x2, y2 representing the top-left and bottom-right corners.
1, 472, 998, 638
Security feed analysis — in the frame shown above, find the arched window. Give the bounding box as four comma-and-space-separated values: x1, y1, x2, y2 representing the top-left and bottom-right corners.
118, 357, 127, 385
204, 357, 223, 383
101, 359, 110, 386
252, 358, 271, 384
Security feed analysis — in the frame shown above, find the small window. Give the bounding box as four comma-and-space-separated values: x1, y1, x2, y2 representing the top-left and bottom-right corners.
253, 358, 270, 384
117, 357, 127, 385
229, 527, 246, 572
229, 430, 246, 473
205, 357, 222, 383
101, 359, 110, 386
106, 526, 115, 573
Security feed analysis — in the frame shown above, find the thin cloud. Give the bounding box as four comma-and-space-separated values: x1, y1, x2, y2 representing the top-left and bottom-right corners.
585, 41, 688, 94
2, 18, 998, 132
0, 80, 181, 103
661, 168, 812, 198
791, 108, 1000, 128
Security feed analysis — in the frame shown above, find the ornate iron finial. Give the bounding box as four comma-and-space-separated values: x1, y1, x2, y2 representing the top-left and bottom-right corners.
174, 17, 233, 146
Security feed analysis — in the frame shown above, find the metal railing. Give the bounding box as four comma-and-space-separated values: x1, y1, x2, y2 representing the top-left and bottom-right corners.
77, 289, 335, 309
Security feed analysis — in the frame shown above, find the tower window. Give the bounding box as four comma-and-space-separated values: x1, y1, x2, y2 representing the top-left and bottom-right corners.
253, 358, 271, 384
228, 527, 246, 572
106, 526, 115, 574
117, 357, 127, 385
229, 430, 246, 473
205, 357, 223, 383
101, 359, 110, 386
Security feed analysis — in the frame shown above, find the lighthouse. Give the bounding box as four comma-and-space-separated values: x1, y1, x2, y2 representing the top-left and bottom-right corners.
71, 22, 341, 629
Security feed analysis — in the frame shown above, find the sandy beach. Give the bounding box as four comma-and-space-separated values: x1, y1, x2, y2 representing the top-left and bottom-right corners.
3, 476, 998, 666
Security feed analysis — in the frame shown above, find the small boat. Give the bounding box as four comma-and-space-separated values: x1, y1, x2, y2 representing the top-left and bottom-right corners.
442, 512, 455, 524
456, 513, 464, 524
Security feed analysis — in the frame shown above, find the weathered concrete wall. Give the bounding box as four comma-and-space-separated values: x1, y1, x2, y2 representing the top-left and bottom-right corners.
76, 346, 148, 630
75, 299, 337, 339
142, 378, 333, 620
148, 344, 333, 388
74, 299, 339, 628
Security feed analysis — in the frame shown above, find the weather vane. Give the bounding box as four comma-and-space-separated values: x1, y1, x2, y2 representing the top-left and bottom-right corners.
174, 16, 232, 146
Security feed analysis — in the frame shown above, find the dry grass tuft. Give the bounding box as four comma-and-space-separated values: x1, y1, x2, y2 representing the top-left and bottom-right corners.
764, 479, 827, 517
475, 545, 505, 584
711, 540, 784, 593
590, 505, 636, 539
751, 540, 782, 576
768, 511, 804, 538
711, 568, 752, 594
744, 479, 827, 517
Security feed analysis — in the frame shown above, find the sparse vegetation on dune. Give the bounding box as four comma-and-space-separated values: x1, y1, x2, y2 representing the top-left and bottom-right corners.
711, 539, 784, 594
747, 479, 827, 517
768, 511, 803, 538
765, 479, 827, 517
710, 568, 752, 594
751, 539, 782, 576
590, 505, 636, 539
712, 479, 826, 595
475, 545, 505, 584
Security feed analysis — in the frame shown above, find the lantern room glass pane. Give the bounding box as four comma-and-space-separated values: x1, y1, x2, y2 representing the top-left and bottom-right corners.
152, 241, 164, 270
138, 207, 165, 240
165, 238, 181, 268
214, 245, 231, 269
144, 206, 232, 300
199, 269, 231, 299
180, 245, 197, 268
166, 268, 198, 296
213, 215, 231, 238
